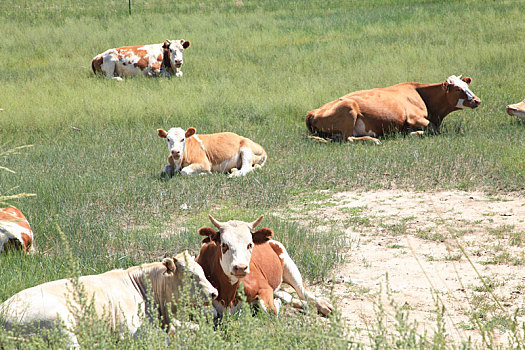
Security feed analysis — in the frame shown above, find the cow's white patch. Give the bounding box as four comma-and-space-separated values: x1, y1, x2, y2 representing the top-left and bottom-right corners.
353, 119, 377, 137
447, 75, 475, 101
214, 154, 240, 173
456, 98, 466, 109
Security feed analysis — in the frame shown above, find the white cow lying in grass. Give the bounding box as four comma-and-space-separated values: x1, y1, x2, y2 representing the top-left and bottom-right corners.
157, 127, 267, 177
0, 251, 217, 347
91, 39, 190, 80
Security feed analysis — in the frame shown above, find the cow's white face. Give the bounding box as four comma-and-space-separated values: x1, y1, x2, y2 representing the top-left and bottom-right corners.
507, 99, 525, 121
157, 127, 196, 168
164, 40, 190, 70
444, 75, 481, 109
199, 215, 271, 284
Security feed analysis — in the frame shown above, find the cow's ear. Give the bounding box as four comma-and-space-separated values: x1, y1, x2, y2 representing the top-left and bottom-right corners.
252, 228, 274, 244
462, 76, 472, 85
199, 227, 219, 244
163, 40, 170, 49
182, 40, 190, 49
185, 127, 196, 138
442, 81, 450, 92
157, 129, 168, 138
162, 257, 176, 274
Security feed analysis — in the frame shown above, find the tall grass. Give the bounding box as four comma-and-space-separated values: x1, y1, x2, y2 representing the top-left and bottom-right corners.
1, 0, 525, 347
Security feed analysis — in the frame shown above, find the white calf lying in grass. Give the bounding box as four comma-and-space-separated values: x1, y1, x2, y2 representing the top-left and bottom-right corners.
157, 127, 267, 177
0, 251, 217, 347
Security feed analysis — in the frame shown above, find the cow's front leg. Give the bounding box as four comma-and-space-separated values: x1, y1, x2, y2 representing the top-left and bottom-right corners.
257, 288, 278, 315
180, 164, 210, 176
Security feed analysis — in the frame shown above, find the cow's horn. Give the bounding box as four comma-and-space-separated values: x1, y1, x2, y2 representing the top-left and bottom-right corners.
208, 214, 222, 228
458, 74, 463, 79
250, 215, 264, 230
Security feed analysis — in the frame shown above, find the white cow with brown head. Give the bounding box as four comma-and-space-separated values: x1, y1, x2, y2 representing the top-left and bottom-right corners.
92, 40, 190, 80
0, 251, 217, 347
157, 127, 267, 177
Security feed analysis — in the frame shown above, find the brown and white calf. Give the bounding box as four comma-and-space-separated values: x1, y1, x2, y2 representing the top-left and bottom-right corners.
196, 215, 333, 317
92, 40, 190, 80
0, 251, 217, 347
0, 206, 34, 254
157, 127, 267, 177
507, 99, 525, 121
306, 75, 482, 144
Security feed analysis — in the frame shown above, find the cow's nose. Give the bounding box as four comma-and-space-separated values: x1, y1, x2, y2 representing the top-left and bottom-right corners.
171, 150, 180, 157
232, 264, 248, 275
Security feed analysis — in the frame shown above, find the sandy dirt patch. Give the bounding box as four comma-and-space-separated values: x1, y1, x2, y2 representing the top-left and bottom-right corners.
286, 190, 525, 347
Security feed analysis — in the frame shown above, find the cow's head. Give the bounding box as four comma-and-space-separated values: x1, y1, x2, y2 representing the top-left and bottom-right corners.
162, 251, 218, 309
162, 39, 190, 70
442, 75, 481, 110
506, 99, 525, 121
198, 214, 273, 284
157, 127, 196, 169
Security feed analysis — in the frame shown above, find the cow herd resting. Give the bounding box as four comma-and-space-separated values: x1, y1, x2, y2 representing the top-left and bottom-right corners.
3, 37, 525, 346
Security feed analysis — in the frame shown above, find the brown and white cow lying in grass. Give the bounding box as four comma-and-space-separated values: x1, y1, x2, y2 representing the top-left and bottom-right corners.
0, 251, 217, 347
0, 206, 34, 254
507, 99, 525, 121
157, 127, 267, 177
196, 215, 333, 317
92, 39, 190, 80
306, 75, 482, 144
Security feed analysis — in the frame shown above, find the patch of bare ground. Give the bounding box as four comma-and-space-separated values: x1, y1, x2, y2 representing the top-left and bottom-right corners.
285, 190, 525, 347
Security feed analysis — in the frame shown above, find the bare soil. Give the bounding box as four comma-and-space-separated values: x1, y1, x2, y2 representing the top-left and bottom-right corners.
287, 190, 525, 347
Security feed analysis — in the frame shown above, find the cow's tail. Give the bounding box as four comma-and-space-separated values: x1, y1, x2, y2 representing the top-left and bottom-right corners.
91, 55, 102, 75
305, 111, 316, 134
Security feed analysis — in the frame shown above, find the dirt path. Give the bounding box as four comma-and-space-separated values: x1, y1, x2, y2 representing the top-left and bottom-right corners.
289, 190, 525, 347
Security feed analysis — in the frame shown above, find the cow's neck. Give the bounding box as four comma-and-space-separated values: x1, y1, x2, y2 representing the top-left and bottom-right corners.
182, 136, 208, 168
416, 83, 457, 126
127, 263, 169, 327
198, 244, 240, 308
162, 48, 175, 75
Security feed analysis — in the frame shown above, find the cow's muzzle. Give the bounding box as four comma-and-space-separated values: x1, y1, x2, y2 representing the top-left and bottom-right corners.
231, 264, 248, 278
171, 150, 181, 159
468, 97, 481, 108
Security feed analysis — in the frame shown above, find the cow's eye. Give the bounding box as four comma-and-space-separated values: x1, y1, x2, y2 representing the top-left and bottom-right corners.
221, 243, 229, 253
180, 138, 184, 142
247, 243, 253, 250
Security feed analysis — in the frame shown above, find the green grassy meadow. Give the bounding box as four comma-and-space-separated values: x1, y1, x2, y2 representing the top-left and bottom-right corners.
1, 0, 525, 348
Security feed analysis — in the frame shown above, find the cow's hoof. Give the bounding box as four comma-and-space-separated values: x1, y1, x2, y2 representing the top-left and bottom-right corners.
316, 297, 333, 316
229, 168, 240, 177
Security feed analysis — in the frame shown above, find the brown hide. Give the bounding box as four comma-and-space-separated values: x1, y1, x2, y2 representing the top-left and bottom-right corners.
196, 241, 239, 308
306, 78, 481, 140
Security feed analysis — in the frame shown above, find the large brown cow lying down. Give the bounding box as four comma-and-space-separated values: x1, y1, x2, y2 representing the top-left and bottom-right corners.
92, 39, 190, 80
0, 206, 34, 254
157, 127, 267, 177
306, 75, 481, 144
507, 99, 525, 120
0, 251, 218, 347
196, 215, 333, 317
